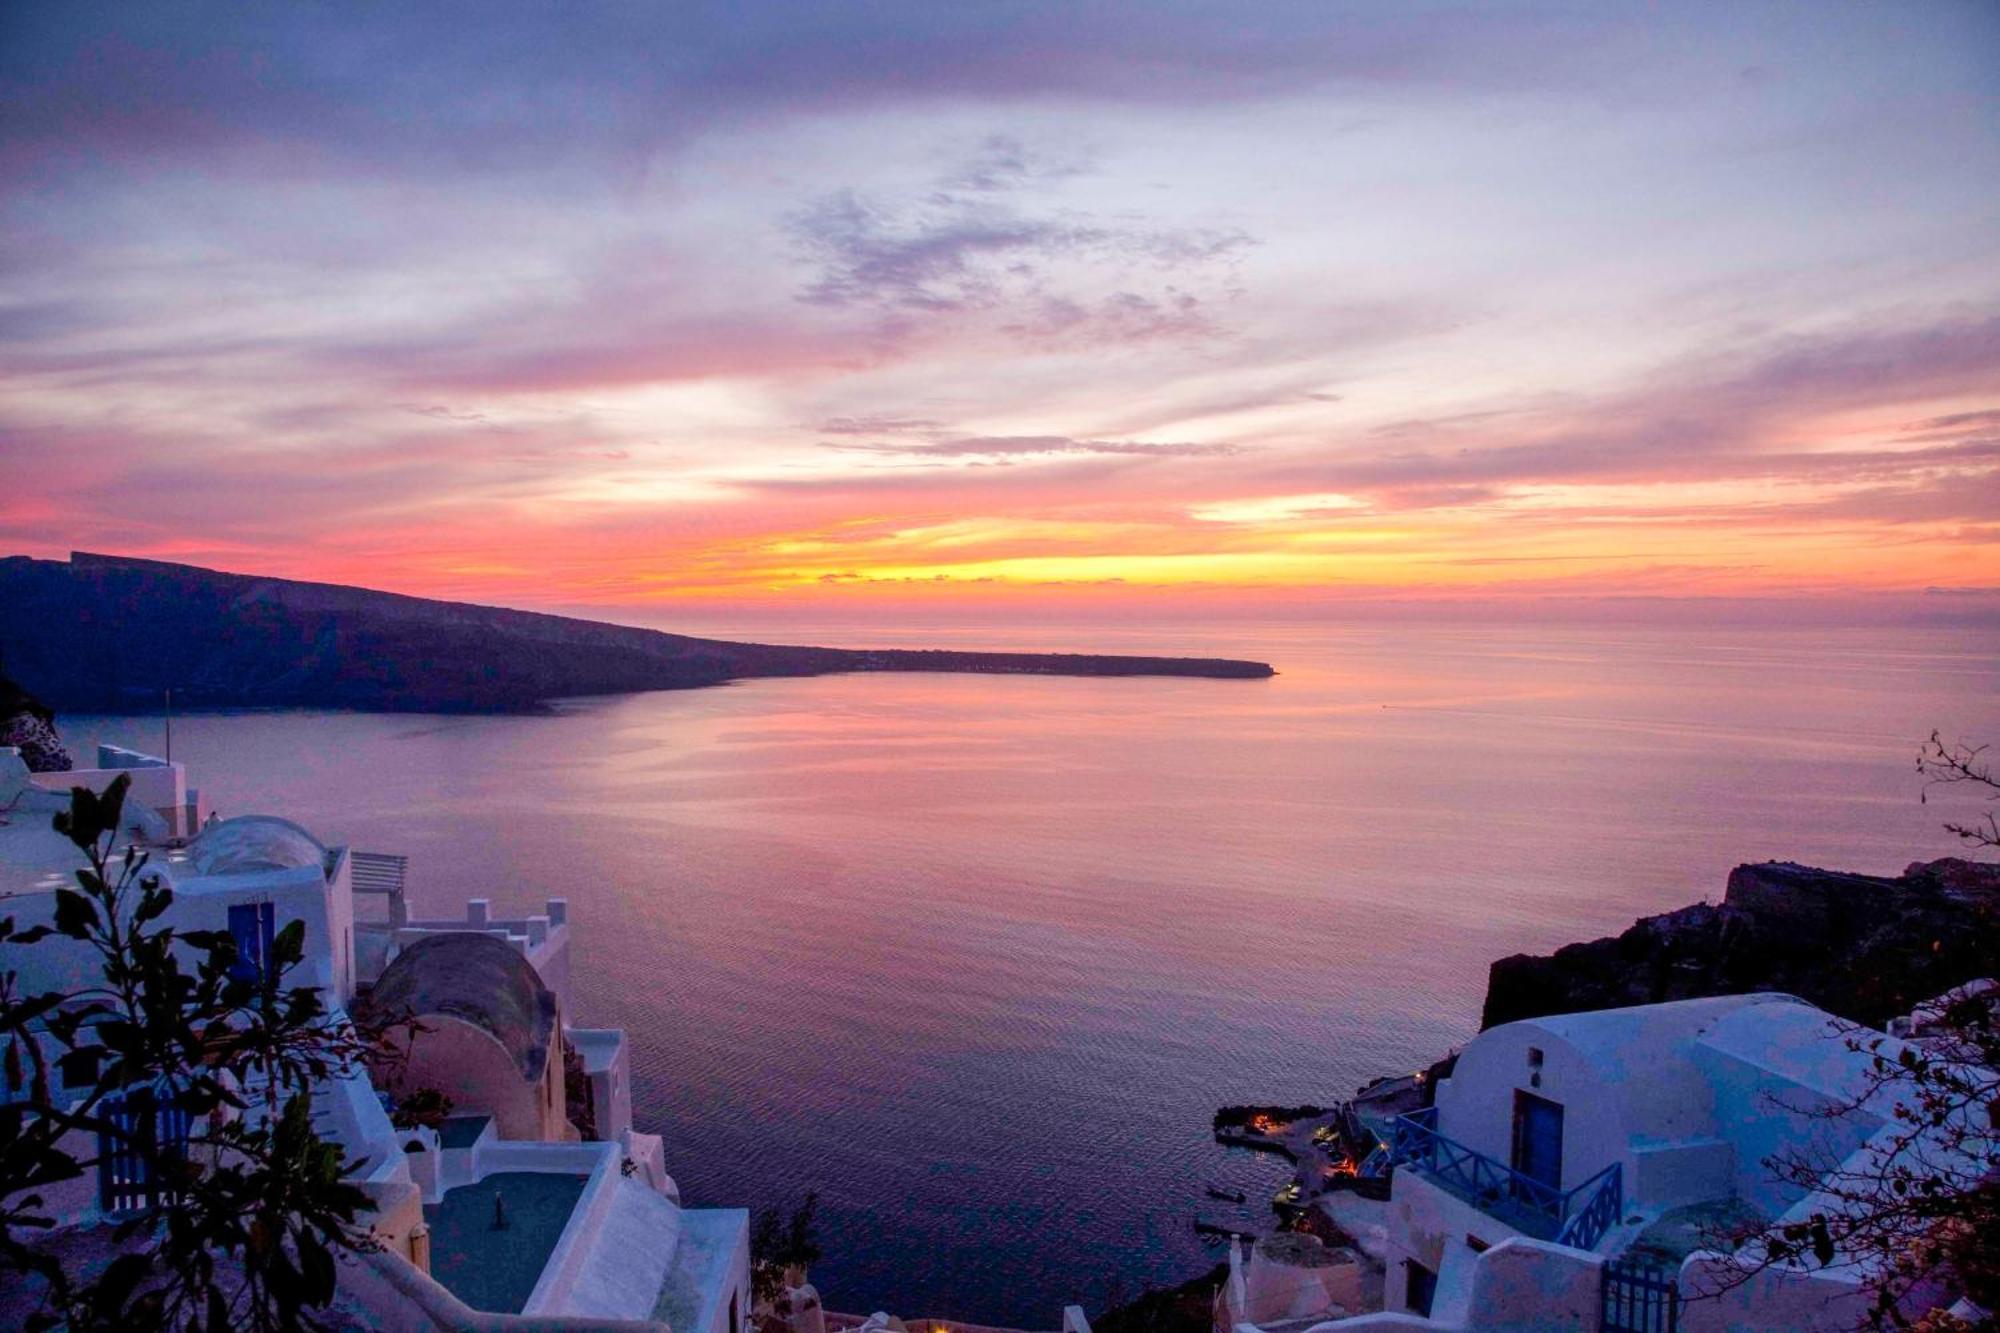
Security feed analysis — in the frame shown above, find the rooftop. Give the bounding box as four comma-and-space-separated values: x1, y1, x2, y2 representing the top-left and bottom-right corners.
180, 815, 331, 877
1621, 1198, 1768, 1269
0, 799, 90, 897
655, 1207, 750, 1333
357, 931, 560, 1081
0, 753, 136, 897
422, 1170, 589, 1314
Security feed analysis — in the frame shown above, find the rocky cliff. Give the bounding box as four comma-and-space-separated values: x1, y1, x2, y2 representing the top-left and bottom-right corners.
1482, 857, 2000, 1029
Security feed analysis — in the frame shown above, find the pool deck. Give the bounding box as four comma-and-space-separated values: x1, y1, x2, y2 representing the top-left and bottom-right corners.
423, 1170, 588, 1314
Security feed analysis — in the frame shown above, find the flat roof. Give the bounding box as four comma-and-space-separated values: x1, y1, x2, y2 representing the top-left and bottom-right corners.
0, 788, 91, 898
423, 1171, 589, 1314
654, 1207, 748, 1333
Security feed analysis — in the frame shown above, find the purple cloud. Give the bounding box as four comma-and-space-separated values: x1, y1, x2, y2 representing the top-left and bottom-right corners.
784, 144, 1251, 346
825, 434, 1241, 459
816, 416, 950, 437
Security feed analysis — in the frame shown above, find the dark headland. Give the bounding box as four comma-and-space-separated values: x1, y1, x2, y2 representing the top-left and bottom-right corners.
0, 552, 1275, 714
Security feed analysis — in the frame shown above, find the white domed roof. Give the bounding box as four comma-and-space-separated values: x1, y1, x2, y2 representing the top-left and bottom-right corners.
184, 815, 329, 877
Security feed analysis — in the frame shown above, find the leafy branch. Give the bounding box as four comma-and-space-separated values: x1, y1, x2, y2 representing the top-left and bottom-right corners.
0, 775, 391, 1331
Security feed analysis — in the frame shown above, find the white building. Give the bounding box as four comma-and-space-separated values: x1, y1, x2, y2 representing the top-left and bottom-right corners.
1239, 991, 1993, 1333
0, 743, 750, 1332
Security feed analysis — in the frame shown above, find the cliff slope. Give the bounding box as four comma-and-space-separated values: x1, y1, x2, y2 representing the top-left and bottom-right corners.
1482, 857, 2000, 1029
0, 553, 1273, 713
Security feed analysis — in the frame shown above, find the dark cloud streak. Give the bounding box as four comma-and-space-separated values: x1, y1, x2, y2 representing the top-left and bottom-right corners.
0, 4, 1605, 179
783, 142, 1251, 348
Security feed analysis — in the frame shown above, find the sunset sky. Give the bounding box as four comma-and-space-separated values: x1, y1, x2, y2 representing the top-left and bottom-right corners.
3, 3, 1999, 621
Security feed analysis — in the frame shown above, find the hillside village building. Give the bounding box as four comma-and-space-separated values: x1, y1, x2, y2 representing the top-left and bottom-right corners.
0, 741, 749, 1330
1219, 991, 1993, 1333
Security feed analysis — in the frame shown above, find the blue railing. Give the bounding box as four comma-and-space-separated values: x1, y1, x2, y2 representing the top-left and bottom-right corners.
1356, 1141, 1392, 1179
1388, 1106, 1622, 1248
1556, 1162, 1624, 1250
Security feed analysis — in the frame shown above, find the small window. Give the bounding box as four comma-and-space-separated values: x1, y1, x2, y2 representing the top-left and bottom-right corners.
1527, 1046, 1544, 1069
1405, 1261, 1437, 1317
1466, 1234, 1489, 1253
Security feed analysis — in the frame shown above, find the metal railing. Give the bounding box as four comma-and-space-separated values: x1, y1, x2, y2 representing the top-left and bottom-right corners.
1356, 1141, 1392, 1178
1555, 1161, 1624, 1250
1387, 1106, 1622, 1249
350, 850, 409, 929
350, 851, 408, 896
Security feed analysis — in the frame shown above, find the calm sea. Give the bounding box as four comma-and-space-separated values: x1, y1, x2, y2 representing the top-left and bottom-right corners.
63, 622, 2000, 1326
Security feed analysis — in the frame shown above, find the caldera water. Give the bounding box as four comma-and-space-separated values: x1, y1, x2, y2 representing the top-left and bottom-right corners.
62, 621, 2000, 1325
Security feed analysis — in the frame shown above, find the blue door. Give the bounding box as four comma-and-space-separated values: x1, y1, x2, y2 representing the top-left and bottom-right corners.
1512, 1090, 1564, 1191
228, 901, 276, 983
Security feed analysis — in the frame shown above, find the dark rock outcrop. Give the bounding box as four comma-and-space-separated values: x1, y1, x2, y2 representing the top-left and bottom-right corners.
0, 673, 72, 771
0, 552, 1274, 714
1481, 858, 2000, 1030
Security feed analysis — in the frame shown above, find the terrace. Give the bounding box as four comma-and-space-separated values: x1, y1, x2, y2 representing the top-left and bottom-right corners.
422, 1170, 590, 1314
654, 1207, 750, 1333
354, 893, 573, 1008
1387, 1106, 1623, 1250
26, 744, 200, 837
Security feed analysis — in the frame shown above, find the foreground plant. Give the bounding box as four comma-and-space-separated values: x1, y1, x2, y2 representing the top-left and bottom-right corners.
0, 775, 383, 1331
751, 1191, 823, 1333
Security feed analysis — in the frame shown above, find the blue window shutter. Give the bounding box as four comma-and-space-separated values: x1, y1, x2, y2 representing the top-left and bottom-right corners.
228, 902, 276, 983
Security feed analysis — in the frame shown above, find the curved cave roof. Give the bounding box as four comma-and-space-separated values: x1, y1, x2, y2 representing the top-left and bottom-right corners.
357, 932, 558, 1082
1482, 993, 1816, 1147
184, 815, 330, 877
